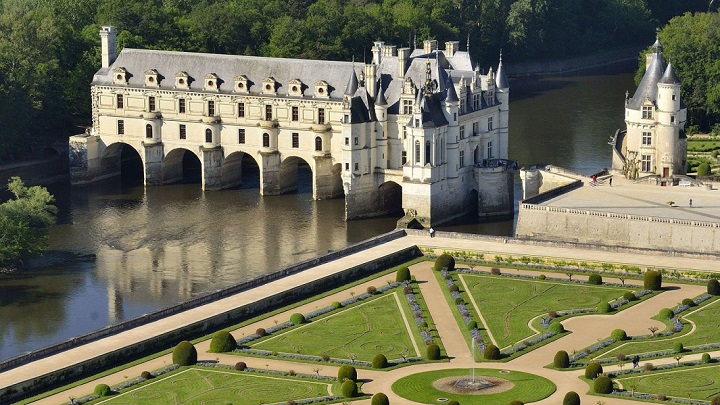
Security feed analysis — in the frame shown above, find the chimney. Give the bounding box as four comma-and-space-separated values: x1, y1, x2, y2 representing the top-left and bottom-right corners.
100, 26, 117, 68
423, 39, 437, 54
364, 64, 377, 98
372, 41, 384, 65
397, 48, 411, 78
445, 41, 459, 56
645, 53, 653, 70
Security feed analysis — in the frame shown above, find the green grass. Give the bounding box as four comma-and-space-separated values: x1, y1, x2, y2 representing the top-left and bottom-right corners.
391, 368, 555, 404
460, 274, 629, 349
253, 292, 419, 362
615, 364, 720, 401
90, 367, 333, 404
687, 139, 720, 152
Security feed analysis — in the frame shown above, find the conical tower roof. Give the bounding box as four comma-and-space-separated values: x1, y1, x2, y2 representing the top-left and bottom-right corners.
495, 51, 509, 90
444, 76, 458, 102
344, 69, 359, 96
659, 61, 680, 85
627, 41, 665, 110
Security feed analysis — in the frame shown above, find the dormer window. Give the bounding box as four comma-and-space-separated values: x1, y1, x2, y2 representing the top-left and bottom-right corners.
204, 73, 219, 91
145, 69, 159, 87
235, 75, 249, 93
175, 71, 189, 89
288, 79, 303, 96
642, 105, 653, 120
262, 77, 277, 95
314, 80, 329, 99
113, 67, 128, 85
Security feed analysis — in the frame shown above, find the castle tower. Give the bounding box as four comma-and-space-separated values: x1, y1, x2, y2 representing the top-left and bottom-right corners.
495, 51, 510, 159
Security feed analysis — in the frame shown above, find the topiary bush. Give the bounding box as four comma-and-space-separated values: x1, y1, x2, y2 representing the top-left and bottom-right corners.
509, 401, 524, 405
484, 344, 500, 360
172, 341, 197, 366
563, 391, 581, 405
290, 313, 306, 325
467, 320, 477, 330
597, 301, 611, 313
538, 274, 546, 280
673, 341, 684, 353
140, 371, 152, 380
585, 362, 603, 379
549, 322, 565, 334
209, 330, 237, 353
623, 291, 636, 301
371, 392, 390, 405
341, 380, 358, 398
611, 329, 627, 341
659, 308, 674, 319
235, 361, 247, 371
594, 375, 613, 394
554, 350, 570, 368
588, 274, 602, 285
702, 353, 712, 363
367, 285, 377, 295
256, 327, 267, 336
681, 298, 696, 307
372, 353, 388, 368
94, 384, 112, 397
337, 365, 357, 382
709, 279, 720, 296
332, 301, 342, 309
434, 254, 455, 271
697, 162, 711, 176
644, 269, 662, 290
396, 266, 411, 282
427, 344, 441, 360
490, 267, 501, 275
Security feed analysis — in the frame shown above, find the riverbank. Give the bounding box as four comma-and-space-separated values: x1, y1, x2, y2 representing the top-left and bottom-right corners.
506, 45, 641, 78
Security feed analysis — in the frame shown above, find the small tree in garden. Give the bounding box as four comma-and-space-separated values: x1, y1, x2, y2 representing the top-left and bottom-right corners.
371, 393, 390, 405
94, 384, 113, 397
290, 313, 306, 325
594, 375, 613, 394
588, 274, 602, 285
235, 361, 247, 370
708, 279, 720, 296
337, 365, 357, 382
396, 266, 411, 282
172, 341, 197, 366
426, 344, 441, 360
209, 330, 237, 353
434, 254, 455, 271
585, 362, 603, 379
648, 326, 659, 336
484, 344, 500, 360
611, 329, 627, 341
658, 308, 673, 319
673, 341, 684, 353
597, 301, 611, 313
563, 391, 581, 405
341, 380, 358, 397
554, 350, 570, 368
644, 269, 662, 290
372, 353, 388, 368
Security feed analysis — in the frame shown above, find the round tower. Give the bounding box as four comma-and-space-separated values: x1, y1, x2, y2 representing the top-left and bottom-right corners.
656, 61, 686, 176
495, 52, 510, 159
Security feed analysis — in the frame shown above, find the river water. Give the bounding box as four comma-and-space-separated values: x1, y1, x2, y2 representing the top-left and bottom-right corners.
0, 68, 635, 361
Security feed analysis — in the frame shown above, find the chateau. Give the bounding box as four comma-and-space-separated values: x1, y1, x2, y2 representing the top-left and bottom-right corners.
70, 27, 514, 225
611, 36, 687, 180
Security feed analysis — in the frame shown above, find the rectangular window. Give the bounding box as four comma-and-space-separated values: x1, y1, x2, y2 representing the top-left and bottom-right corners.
116, 94, 124, 109
354, 162, 359, 171
238, 129, 245, 144
641, 154, 652, 172
460, 150, 465, 167
148, 96, 156, 112
208, 100, 215, 116
318, 108, 325, 124
265, 104, 272, 120
354, 137, 358, 146
403, 99, 413, 115
473, 94, 480, 109
345, 163, 349, 171
238, 102, 245, 117
402, 151, 407, 165
403, 126, 407, 139
642, 106, 653, 119
671, 115, 676, 123
292, 106, 299, 121
488, 116, 493, 131
178, 98, 186, 114
642, 131, 652, 146
345, 137, 349, 146
179, 124, 186, 140
117, 120, 124, 135
292, 132, 299, 148
473, 122, 479, 135
487, 141, 493, 159
460, 126, 465, 139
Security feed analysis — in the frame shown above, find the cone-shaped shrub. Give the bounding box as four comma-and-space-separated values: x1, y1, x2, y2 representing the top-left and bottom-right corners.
708, 279, 720, 296
594, 375, 613, 394
209, 330, 237, 353
554, 350, 570, 368
597, 301, 611, 313
372, 353, 388, 368
585, 362, 603, 379
337, 365, 357, 382
484, 344, 500, 360
341, 380, 358, 398
172, 341, 197, 366
434, 254, 455, 271
371, 393, 390, 405
611, 329, 627, 341
396, 266, 411, 282
563, 391, 581, 405
94, 384, 112, 397
588, 274, 602, 285
644, 270, 662, 290
426, 344, 441, 360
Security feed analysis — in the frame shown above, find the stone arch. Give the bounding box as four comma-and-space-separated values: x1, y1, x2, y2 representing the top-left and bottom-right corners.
279, 155, 313, 194
162, 147, 201, 184
376, 180, 403, 216
222, 151, 260, 189
468, 188, 479, 215
474, 145, 481, 165
101, 142, 144, 185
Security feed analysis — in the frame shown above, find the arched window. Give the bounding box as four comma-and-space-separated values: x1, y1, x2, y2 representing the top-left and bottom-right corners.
262, 133, 270, 147
145, 124, 153, 139
414, 140, 420, 164
205, 128, 212, 143
315, 136, 322, 151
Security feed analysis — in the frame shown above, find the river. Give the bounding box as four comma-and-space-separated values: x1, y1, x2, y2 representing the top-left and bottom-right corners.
0, 67, 635, 361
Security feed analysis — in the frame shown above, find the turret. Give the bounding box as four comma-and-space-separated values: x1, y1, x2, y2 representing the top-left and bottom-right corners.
657, 62, 681, 113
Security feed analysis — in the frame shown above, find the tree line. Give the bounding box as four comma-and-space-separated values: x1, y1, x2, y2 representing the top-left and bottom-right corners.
0, 0, 713, 161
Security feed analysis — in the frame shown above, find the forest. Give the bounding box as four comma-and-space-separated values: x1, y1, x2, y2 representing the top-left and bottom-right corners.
0, 0, 715, 160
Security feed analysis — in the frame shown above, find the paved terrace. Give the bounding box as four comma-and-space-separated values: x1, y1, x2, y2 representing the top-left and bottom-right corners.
4, 232, 720, 405
540, 175, 720, 223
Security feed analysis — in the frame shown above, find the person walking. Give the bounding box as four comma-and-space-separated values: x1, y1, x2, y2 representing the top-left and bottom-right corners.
609, 177, 613, 187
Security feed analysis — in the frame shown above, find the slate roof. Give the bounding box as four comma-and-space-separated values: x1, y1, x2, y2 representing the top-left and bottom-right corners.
495, 54, 509, 90
627, 49, 665, 110
659, 62, 680, 85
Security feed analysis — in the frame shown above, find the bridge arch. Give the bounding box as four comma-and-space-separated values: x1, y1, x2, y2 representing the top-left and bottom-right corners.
279, 155, 313, 195
101, 142, 144, 185
162, 147, 201, 185
222, 151, 260, 189
376, 180, 403, 217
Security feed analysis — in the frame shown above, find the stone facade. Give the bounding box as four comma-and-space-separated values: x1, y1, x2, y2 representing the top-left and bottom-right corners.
70, 27, 514, 225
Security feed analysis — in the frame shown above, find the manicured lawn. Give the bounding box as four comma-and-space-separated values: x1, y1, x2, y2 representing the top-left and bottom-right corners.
392, 368, 555, 404
460, 275, 629, 349
687, 139, 720, 152
253, 292, 419, 361
615, 364, 720, 401
94, 367, 332, 404
596, 298, 720, 360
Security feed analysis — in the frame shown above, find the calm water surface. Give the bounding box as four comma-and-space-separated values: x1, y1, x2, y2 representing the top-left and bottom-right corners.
0, 69, 636, 361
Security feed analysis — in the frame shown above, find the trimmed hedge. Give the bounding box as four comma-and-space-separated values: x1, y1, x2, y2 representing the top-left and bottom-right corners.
235, 361, 247, 371
140, 371, 152, 380
597, 301, 611, 313
549, 322, 565, 333
290, 313, 306, 325
372, 353, 388, 369
467, 320, 478, 330
427, 344, 441, 360
332, 301, 342, 309
623, 291, 636, 301
682, 298, 696, 307
484, 344, 501, 360
396, 266, 411, 282
585, 362, 603, 379
434, 254, 455, 271
209, 330, 237, 353
644, 270, 662, 291
610, 329, 627, 341
337, 365, 357, 382
371, 393, 390, 405
554, 350, 570, 368
94, 384, 112, 397
594, 375, 613, 394
708, 279, 720, 296
659, 308, 674, 319
563, 391, 581, 405
588, 274, 602, 285
172, 341, 197, 366
702, 353, 712, 363
341, 380, 358, 398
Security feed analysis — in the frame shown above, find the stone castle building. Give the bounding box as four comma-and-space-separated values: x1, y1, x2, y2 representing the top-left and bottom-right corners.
70, 26, 514, 226
611, 36, 687, 179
